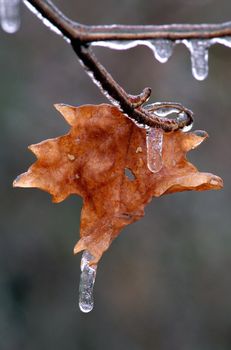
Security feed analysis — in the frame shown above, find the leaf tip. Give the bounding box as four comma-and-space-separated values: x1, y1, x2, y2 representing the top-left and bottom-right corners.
54, 103, 77, 126
13, 172, 32, 188
28, 144, 40, 157
208, 175, 223, 189
73, 239, 86, 255
182, 129, 208, 151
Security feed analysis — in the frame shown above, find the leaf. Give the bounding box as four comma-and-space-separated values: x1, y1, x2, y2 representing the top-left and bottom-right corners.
13, 104, 223, 263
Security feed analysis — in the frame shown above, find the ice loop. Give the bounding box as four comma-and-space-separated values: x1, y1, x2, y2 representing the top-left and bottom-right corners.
144, 103, 193, 173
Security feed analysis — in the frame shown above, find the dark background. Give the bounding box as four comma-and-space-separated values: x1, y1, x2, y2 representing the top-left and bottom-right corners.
1, 1, 231, 349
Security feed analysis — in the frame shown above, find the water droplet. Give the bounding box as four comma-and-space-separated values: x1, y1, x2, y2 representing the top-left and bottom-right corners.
183, 39, 211, 81
149, 39, 174, 63
177, 112, 193, 132
146, 127, 163, 173
79, 250, 97, 313
182, 123, 193, 132
0, 0, 20, 33
23, 0, 70, 42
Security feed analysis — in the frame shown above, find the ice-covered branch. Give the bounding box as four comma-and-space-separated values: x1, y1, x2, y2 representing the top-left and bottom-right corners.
19, 0, 195, 131
5, 0, 231, 130
23, 1, 231, 81
21, 1, 231, 42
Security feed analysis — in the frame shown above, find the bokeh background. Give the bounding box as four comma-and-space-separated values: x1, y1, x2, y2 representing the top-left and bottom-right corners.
1, 1, 231, 349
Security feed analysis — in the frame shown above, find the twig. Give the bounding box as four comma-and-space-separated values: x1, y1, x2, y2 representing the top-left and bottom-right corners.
26, 1, 231, 130
72, 43, 192, 131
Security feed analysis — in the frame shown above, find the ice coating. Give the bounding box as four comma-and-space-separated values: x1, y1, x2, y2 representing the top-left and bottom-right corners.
145, 102, 182, 117
210, 36, 231, 48
92, 39, 174, 63
7, 4, 231, 80
18, 4, 231, 80
92, 36, 231, 80
23, 0, 70, 42
146, 127, 163, 173
79, 250, 97, 313
0, 0, 20, 33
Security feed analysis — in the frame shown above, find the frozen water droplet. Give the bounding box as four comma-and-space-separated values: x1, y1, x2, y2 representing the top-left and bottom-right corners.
79, 250, 97, 313
183, 39, 211, 81
146, 127, 163, 173
23, 0, 70, 42
177, 112, 193, 132
0, 0, 20, 33
150, 39, 174, 63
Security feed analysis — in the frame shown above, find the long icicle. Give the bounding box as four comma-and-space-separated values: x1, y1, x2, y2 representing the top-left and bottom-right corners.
79, 250, 97, 313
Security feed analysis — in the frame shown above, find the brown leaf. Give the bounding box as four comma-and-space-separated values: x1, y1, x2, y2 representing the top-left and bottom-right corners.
13, 104, 223, 263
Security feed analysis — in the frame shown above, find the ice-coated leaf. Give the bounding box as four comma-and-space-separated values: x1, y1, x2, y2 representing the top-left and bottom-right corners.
14, 104, 223, 263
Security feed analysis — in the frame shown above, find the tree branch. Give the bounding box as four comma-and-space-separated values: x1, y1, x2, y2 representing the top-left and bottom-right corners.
24, 1, 231, 41
25, 1, 231, 130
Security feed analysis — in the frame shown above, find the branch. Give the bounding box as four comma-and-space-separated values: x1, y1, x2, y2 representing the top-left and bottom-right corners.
24, 1, 231, 42
26, 1, 231, 130
71, 21, 231, 42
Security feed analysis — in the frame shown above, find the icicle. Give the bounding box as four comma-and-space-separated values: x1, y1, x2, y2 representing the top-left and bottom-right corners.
92, 39, 174, 63
0, 0, 20, 33
146, 127, 163, 173
92, 36, 231, 80
183, 39, 211, 81
149, 39, 174, 63
79, 250, 97, 313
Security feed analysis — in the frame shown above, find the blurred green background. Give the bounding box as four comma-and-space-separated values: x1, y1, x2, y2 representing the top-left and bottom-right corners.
1, 1, 231, 349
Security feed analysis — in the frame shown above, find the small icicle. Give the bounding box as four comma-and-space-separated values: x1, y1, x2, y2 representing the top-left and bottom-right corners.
0, 0, 20, 33
146, 127, 163, 173
79, 250, 97, 313
150, 39, 174, 63
183, 39, 211, 81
